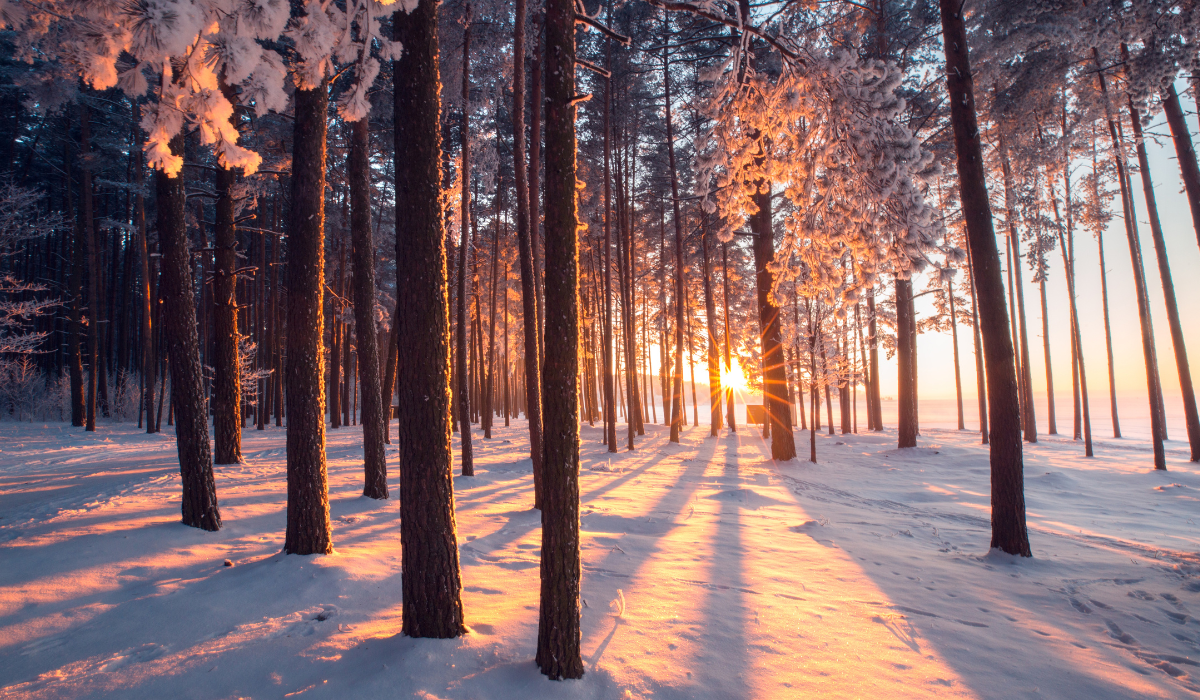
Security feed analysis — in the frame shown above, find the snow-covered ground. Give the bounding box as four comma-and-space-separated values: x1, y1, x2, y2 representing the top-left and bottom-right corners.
0, 418, 1197, 699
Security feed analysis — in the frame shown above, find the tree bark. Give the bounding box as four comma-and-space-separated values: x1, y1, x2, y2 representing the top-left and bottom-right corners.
349, 117, 388, 498
1038, 276, 1056, 435
866, 289, 882, 430
457, 5, 475, 476
939, 0, 1030, 555
750, 187, 796, 460
537, 0, 583, 678
157, 135, 221, 531
1162, 83, 1200, 253
133, 104, 155, 433
392, 0, 466, 637
1094, 53, 1166, 469
284, 76, 333, 555
81, 106, 99, 432
663, 41, 687, 444
722, 242, 735, 432
1129, 98, 1200, 462
896, 278, 917, 447
949, 279, 965, 430
213, 86, 242, 463
602, 69, 617, 452
64, 132, 85, 427
702, 217, 722, 434
512, 0, 544, 505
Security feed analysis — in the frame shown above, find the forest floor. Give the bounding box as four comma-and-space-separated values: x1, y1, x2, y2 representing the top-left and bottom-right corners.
0, 418, 1198, 699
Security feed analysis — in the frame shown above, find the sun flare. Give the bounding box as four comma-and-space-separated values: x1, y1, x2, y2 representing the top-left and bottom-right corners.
721, 357, 747, 393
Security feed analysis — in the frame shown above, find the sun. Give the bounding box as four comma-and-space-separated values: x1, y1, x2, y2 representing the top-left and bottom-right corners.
721, 356, 747, 393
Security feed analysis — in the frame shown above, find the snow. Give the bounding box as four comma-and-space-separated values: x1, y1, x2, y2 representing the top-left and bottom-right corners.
1, 418, 1198, 698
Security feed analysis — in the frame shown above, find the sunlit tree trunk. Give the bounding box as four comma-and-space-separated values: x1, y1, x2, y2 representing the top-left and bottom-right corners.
212, 79, 242, 463
457, 6, 475, 476
512, 0, 544, 504
536, 0, 583, 678
350, 117, 388, 498
1128, 96, 1200, 462
157, 134, 221, 532
392, 0, 466, 637
284, 69, 332, 554
939, 0, 1029, 555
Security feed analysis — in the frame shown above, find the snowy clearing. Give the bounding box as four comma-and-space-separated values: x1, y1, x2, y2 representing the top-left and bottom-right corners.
1, 421, 1198, 699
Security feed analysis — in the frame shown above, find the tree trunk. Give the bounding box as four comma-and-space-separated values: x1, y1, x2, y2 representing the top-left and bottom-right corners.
1090, 133, 1121, 439
722, 242, 735, 432
392, 0, 466, 637
750, 187, 796, 460
602, 69, 617, 452
896, 278, 917, 447
81, 106, 99, 432
213, 89, 242, 463
457, 6, 475, 476
349, 117, 388, 498
998, 132, 1037, 442
663, 44, 686, 444
1038, 277, 1056, 435
512, 0, 543, 502
1094, 53, 1166, 469
702, 217, 722, 434
284, 75, 333, 555
949, 280, 965, 430
1162, 83, 1200, 253
966, 243, 988, 443
157, 135, 221, 532
134, 104, 155, 433
536, 0, 583, 678
64, 133, 85, 427
939, 0, 1030, 556
1128, 98, 1200, 462
867, 289, 882, 430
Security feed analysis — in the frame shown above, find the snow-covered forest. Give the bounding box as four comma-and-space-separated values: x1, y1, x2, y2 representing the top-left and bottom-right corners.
1, 0, 1199, 697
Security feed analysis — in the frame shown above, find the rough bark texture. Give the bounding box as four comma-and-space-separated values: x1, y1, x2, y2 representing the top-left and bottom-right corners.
664, 50, 686, 445
284, 78, 332, 555
750, 188, 796, 461
213, 108, 242, 464
536, 0, 583, 678
603, 68, 617, 452
350, 117, 388, 498
939, 0, 1030, 556
156, 135, 221, 532
392, 0, 465, 638
702, 222, 721, 434
511, 0, 544, 506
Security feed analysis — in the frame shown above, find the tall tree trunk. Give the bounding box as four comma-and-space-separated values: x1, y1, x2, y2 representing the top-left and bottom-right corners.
1162, 83, 1200, 253
284, 74, 333, 555
457, 6, 475, 475
81, 106, 99, 432
966, 243, 987, 443
722, 242, 735, 432
330, 239, 343, 429
157, 135, 221, 531
1094, 53, 1166, 469
213, 85, 242, 463
392, 0, 466, 637
485, 186, 500, 439
702, 218, 722, 434
949, 280, 965, 430
134, 103, 155, 433
1038, 277, 1056, 435
1055, 173, 1093, 457
659, 209, 670, 425
64, 133, 85, 427
896, 278, 917, 447
350, 117, 388, 498
1128, 98, 1200, 462
602, 70, 617, 452
663, 41, 687, 444
536, 0, 583, 679
867, 289, 882, 430
1090, 133, 1120, 438
750, 187, 796, 460
939, 0, 1030, 556
530, 13, 546, 364
998, 132, 1037, 442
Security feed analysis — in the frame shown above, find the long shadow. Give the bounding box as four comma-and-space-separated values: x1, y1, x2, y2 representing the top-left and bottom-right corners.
765, 428, 1192, 699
